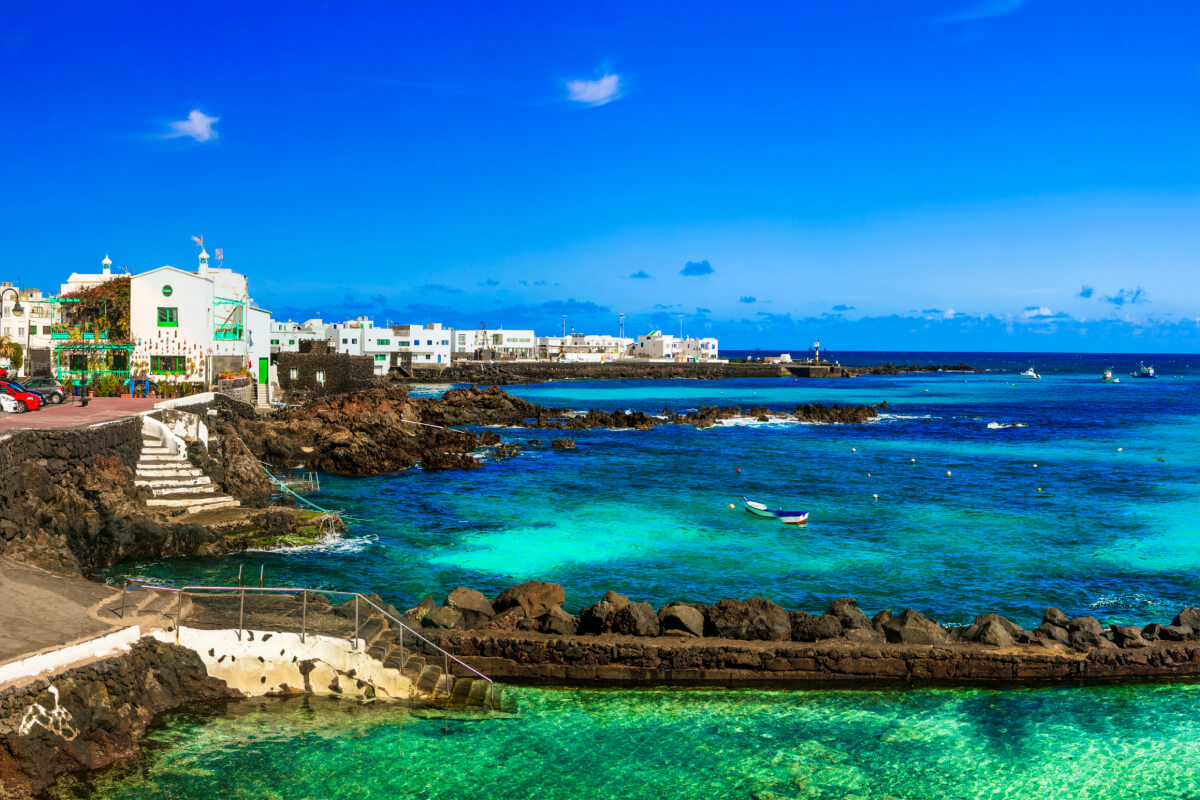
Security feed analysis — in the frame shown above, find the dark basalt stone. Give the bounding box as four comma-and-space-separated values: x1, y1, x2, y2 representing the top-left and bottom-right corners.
445, 587, 495, 628
790, 611, 844, 642
658, 604, 705, 637
420, 606, 464, 630
492, 580, 566, 619
826, 598, 873, 630
882, 609, 947, 645
1067, 616, 1104, 650
578, 600, 617, 635
1172, 607, 1200, 629
1109, 624, 1149, 649
612, 602, 660, 636
704, 598, 790, 641
540, 607, 579, 636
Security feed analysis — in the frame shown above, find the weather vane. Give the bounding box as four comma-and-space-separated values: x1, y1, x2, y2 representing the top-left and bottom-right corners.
191, 234, 204, 248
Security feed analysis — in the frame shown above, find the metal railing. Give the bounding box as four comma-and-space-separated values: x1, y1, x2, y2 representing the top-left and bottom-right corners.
115, 575, 493, 696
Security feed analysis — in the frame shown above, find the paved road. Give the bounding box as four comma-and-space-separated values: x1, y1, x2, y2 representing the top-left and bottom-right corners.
0, 397, 159, 433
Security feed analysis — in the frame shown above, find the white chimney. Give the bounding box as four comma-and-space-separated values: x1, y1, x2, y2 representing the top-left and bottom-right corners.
198, 247, 209, 277
101, 253, 112, 277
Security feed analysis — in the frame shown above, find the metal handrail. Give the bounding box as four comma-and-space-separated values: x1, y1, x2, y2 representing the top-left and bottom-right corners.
120, 582, 493, 687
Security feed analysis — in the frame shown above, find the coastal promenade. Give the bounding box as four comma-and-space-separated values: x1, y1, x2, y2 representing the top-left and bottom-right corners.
0, 398, 159, 434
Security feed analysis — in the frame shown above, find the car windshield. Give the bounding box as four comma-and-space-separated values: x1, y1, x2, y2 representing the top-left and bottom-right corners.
6, 382, 28, 392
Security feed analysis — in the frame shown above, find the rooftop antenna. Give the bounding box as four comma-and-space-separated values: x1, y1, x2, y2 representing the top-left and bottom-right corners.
215, 248, 224, 269
678, 314, 684, 340
191, 234, 204, 249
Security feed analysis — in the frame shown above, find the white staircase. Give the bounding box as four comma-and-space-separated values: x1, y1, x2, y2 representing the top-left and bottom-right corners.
255, 383, 269, 407
135, 433, 240, 513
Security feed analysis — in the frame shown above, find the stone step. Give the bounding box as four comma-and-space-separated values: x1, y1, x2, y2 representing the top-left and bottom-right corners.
141, 446, 173, 455
149, 484, 219, 497
138, 454, 189, 463
185, 498, 240, 514
417, 665, 442, 695
146, 493, 238, 510
136, 469, 206, 480
135, 475, 212, 488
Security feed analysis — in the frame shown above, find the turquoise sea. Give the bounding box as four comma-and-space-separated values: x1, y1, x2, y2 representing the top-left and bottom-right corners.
98, 352, 1200, 798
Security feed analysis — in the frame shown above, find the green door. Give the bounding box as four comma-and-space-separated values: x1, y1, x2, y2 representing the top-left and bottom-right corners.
258, 358, 268, 385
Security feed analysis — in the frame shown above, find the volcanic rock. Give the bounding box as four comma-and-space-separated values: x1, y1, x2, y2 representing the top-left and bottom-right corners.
790, 611, 845, 642
1109, 624, 1149, 649
493, 580, 566, 619
613, 602, 660, 636
578, 600, 617, 635
1067, 616, 1104, 650
540, 606, 579, 636
445, 587, 495, 628
550, 438, 577, 450
704, 598, 790, 641
882, 609, 947, 645
658, 604, 705, 637
826, 598, 873, 630
603, 590, 632, 610
405, 595, 436, 622
420, 606, 463, 630
1172, 607, 1200, 629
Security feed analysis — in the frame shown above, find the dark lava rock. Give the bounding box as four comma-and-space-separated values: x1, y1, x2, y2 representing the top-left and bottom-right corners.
882, 609, 947, 645
540, 607, 579, 636
551, 438, 577, 450
420, 606, 463, 630
1043, 607, 1070, 627
578, 600, 617, 635
1172, 607, 1200, 629
1034, 622, 1069, 643
603, 590, 632, 610
478, 607, 526, 632
789, 611, 844, 642
659, 604, 705, 637
958, 614, 1026, 647
871, 610, 893, 631
445, 587, 495, 628
826, 598, 873, 630
613, 602, 660, 636
1143, 623, 1193, 642
1067, 616, 1104, 650
704, 598, 790, 641
405, 595, 436, 622
493, 580, 566, 618
1109, 624, 1149, 649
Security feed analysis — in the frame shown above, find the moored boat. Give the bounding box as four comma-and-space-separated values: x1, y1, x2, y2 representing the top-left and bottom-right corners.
742, 497, 776, 517
1131, 361, 1157, 379
1020, 365, 1041, 379
743, 497, 810, 525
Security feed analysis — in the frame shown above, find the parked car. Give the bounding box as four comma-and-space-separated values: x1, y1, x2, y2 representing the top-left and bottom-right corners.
0, 382, 42, 412
5, 380, 48, 406
21, 377, 66, 404
0, 392, 20, 413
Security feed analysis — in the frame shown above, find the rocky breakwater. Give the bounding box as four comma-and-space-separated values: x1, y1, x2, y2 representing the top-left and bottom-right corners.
0, 638, 234, 798
408, 582, 1200, 685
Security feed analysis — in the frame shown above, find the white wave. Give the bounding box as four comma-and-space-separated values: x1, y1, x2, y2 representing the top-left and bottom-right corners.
711, 416, 804, 428
986, 421, 1030, 429
257, 533, 378, 555
877, 413, 935, 421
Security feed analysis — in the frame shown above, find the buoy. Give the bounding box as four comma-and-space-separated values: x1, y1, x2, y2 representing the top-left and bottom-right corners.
1117, 447, 1123, 452
736, 468, 741, 473
851, 447, 857, 452
1033, 464, 1038, 468
1037, 488, 1042, 492
910, 458, 916, 463
867, 473, 871, 477
728, 503, 735, 509
946, 471, 952, 477
873, 493, 879, 501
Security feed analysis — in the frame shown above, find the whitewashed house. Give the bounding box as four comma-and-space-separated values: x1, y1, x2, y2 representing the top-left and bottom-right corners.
631, 332, 721, 362
451, 327, 537, 360
270, 319, 329, 354
0, 283, 54, 376
536, 333, 632, 362
392, 323, 452, 368
59, 254, 124, 295
128, 248, 273, 401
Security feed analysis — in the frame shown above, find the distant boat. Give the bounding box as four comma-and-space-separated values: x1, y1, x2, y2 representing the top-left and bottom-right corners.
1131, 361, 1157, 379
1101, 368, 1117, 381
742, 496, 810, 525
1020, 366, 1041, 379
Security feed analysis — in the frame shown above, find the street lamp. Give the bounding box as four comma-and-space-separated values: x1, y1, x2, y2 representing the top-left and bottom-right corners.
1, 287, 24, 317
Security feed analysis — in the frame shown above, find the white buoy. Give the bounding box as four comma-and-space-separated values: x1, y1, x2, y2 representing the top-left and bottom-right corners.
1033, 464, 1038, 468
873, 493, 879, 501
946, 471, 952, 477
851, 447, 857, 452
1117, 447, 1123, 452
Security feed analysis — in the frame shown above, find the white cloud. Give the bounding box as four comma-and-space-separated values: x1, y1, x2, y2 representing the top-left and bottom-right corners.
1022, 305, 1052, 319
566, 74, 621, 106
164, 110, 219, 142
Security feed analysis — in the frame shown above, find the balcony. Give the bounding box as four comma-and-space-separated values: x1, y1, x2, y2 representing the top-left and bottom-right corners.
50, 323, 109, 340
214, 325, 244, 341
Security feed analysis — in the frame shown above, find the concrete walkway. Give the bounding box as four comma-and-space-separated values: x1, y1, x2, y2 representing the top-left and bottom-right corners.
0, 558, 122, 664
0, 397, 159, 433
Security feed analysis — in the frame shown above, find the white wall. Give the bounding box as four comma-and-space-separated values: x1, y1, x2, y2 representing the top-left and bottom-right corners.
130, 267, 214, 383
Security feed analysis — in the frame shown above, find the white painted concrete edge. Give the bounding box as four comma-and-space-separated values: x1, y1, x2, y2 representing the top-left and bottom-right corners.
0, 626, 142, 688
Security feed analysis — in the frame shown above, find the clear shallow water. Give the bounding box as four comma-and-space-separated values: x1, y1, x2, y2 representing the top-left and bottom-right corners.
59, 684, 1200, 800
97, 352, 1200, 797
113, 354, 1200, 628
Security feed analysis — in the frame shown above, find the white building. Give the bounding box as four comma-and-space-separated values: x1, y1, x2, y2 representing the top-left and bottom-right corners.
631, 332, 721, 361
323, 317, 400, 375
128, 248, 273, 400
59, 254, 123, 295
451, 327, 537, 360
536, 333, 633, 362
270, 319, 328, 354
0, 283, 54, 376
392, 323, 452, 368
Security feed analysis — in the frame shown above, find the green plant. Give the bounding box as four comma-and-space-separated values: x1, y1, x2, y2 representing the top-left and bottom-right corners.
5, 342, 22, 372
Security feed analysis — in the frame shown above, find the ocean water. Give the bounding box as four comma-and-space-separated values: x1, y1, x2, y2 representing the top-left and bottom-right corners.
96, 352, 1200, 798
58, 684, 1200, 800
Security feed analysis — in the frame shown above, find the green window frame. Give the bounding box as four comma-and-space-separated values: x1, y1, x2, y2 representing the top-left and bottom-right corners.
151, 355, 186, 374
374, 354, 387, 361
376, 338, 390, 345
157, 307, 178, 327
270, 339, 280, 345
399, 340, 410, 347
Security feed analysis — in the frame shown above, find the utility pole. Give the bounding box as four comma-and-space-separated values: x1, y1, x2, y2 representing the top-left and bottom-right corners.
561, 314, 566, 338
618, 313, 625, 360
678, 314, 684, 340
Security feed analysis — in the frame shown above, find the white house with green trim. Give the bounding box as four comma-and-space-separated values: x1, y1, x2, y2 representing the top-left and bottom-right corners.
128, 248, 273, 398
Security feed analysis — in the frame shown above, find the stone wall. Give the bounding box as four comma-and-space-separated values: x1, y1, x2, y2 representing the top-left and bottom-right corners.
277, 351, 376, 396
0, 416, 141, 478
0, 638, 233, 798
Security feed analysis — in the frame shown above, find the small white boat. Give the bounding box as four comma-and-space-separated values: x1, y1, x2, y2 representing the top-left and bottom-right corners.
1020, 366, 1041, 379
743, 497, 810, 525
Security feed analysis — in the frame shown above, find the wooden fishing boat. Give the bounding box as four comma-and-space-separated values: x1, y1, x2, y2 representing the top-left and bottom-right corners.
742, 497, 776, 517
743, 497, 810, 525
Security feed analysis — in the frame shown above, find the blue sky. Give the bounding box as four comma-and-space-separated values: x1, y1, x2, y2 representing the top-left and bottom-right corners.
3, 1, 1200, 350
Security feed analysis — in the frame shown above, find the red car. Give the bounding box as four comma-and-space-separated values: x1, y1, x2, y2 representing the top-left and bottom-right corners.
0, 381, 43, 412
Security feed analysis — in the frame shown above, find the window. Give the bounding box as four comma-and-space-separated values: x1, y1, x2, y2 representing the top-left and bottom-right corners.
288, 340, 295, 345
151, 355, 186, 373
315, 369, 325, 385
157, 307, 178, 327
424, 354, 431, 360
376, 338, 390, 345
342, 338, 348, 344
399, 340, 410, 347
289, 368, 298, 380
441, 340, 449, 345
352, 338, 357, 344
16, 327, 22, 337
374, 354, 386, 361
270, 339, 279, 345
42, 326, 50, 335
